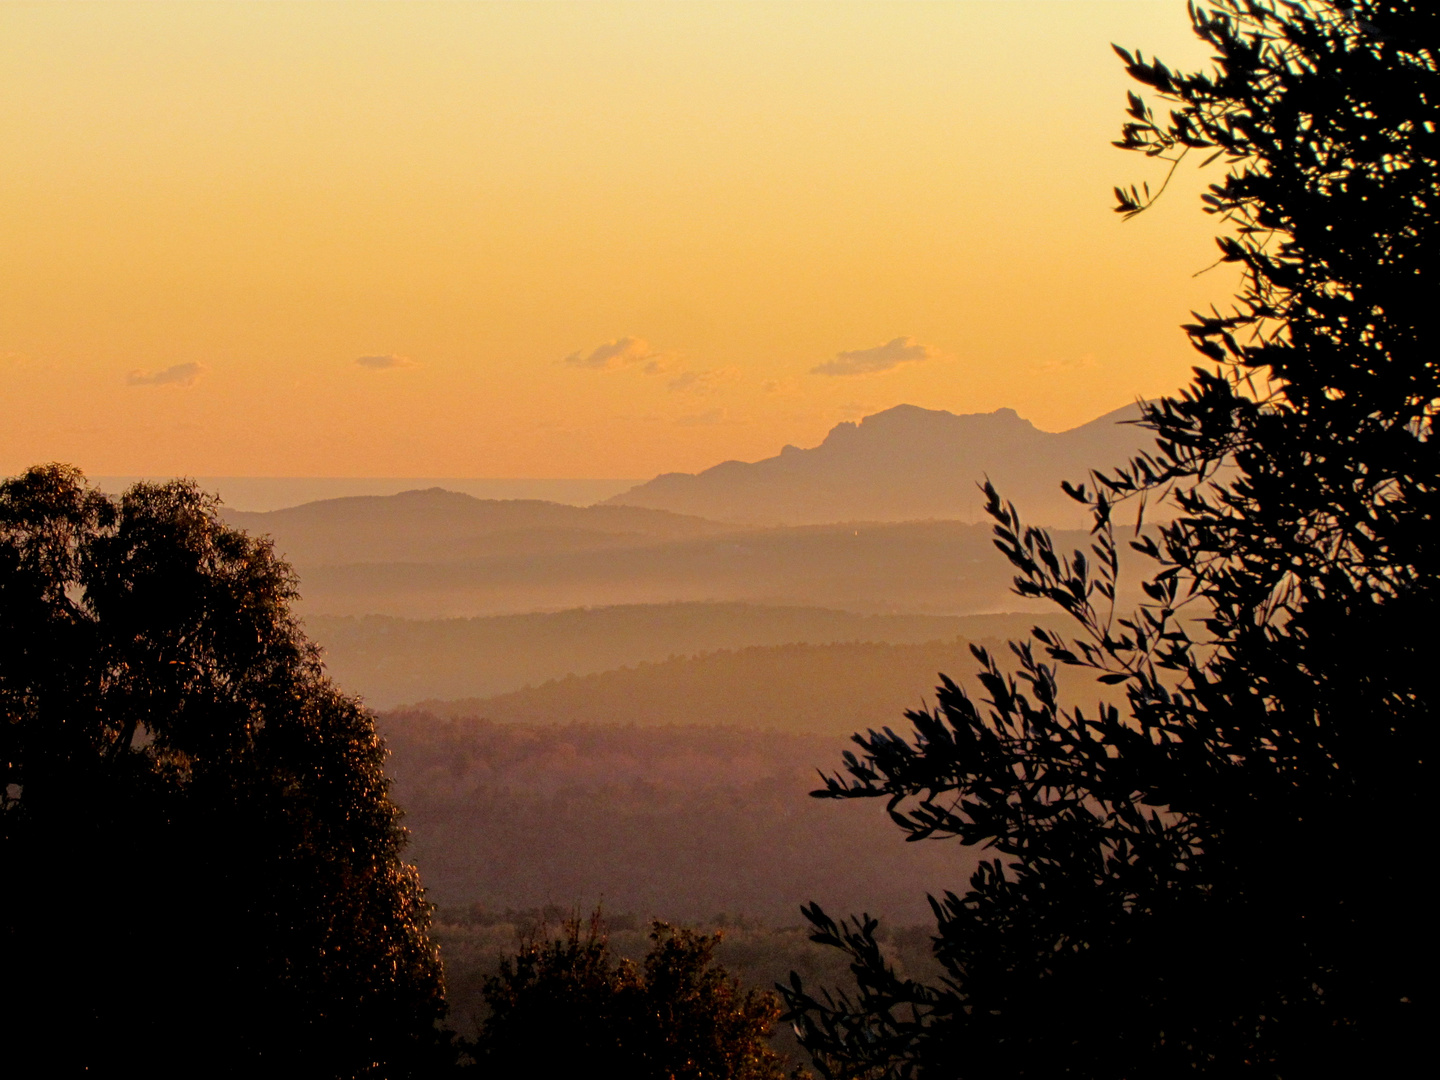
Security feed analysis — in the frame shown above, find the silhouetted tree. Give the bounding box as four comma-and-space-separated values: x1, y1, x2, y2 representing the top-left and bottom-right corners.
0, 467, 449, 1077
783, 2, 1431, 1075
475, 909, 793, 1079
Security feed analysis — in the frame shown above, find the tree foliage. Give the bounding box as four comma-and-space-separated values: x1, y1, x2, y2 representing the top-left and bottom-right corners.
0, 466, 448, 1076
475, 910, 794, 1080
782, 2, 1432, 1075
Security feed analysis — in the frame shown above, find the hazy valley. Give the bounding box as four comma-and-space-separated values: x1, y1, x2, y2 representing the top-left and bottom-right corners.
232, 401, 1144, 1045
309, 604, 1046, 709
215, 400, 1150, 935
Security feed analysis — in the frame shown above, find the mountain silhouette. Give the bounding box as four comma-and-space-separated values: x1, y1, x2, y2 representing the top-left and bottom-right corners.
222, 488, 736, 566
605, 402, 1153, 526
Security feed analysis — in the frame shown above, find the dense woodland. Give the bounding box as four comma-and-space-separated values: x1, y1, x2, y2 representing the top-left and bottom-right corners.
381, 714, 978, 924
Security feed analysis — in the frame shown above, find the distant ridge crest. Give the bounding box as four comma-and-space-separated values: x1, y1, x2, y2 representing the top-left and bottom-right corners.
606, 402, 1151, 528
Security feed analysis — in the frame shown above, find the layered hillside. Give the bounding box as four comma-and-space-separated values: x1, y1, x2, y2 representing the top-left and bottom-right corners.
309, 604, 1043, 709
285, 518, 1074, 618
409, 637, 1040, 734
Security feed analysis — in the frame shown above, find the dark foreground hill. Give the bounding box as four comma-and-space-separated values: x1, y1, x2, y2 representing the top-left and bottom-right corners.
606, 402, 1154, 527
309, 604, 1048, 709
381, 715, 979, 925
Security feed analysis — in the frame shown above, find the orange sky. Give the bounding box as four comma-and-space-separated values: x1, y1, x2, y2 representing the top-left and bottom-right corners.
1, 1, 1235, 479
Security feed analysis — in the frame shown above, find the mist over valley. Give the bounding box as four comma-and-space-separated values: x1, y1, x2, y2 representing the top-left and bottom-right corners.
237, 402, 1148, 938
309, 604, 1049, 709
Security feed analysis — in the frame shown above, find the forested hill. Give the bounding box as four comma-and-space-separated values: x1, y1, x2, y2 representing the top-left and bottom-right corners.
380, 714, 978, 924
605, 402, 1154, 527
402, 632, 1114, 735
408, 638, 1009, 735
310, 604, 1045, 709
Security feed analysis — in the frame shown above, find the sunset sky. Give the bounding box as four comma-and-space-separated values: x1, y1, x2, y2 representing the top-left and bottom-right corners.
1, 1, 1235, 479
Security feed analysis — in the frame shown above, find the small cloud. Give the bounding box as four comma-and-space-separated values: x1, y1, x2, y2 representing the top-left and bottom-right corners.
667, 367, 737, 396
356, 354, 414, 370
811, 336, 936, 377
564, 336, 657, 370
127, 362, 205, 387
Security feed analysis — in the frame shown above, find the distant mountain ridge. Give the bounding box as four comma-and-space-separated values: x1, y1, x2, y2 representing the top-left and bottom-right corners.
605, 402, 1153, 527
215, 403, 1151, 619
222, 489, 735, 566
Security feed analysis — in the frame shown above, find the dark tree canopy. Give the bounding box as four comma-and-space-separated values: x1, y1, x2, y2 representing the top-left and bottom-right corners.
784, 2, 1431, 1076
0, 466, 447, 1076
475, 911, 792, 1080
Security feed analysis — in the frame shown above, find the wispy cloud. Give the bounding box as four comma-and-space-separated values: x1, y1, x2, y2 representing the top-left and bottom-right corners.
127, 362, 205, 387
811, 336, 935, 377
356, 354, 415, 370
564, 336, 658, 370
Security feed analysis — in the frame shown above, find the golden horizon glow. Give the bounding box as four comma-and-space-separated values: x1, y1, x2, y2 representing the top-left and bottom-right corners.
2, 2, 1232, 479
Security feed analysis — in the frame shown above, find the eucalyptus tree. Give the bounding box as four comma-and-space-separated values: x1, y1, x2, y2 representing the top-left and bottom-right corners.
0, 466, 449, 1076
